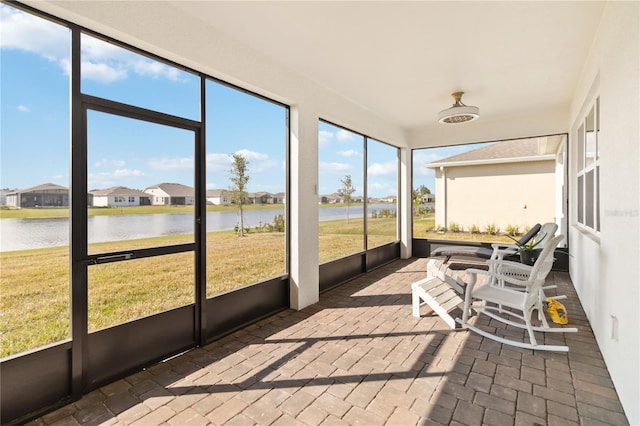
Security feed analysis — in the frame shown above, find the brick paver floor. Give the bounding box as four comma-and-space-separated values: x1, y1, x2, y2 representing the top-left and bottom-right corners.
29, 258, 629, 425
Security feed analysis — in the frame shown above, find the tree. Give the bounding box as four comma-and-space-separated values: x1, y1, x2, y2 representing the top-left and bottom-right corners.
229, 153, 250, 236
337, 174, 356, 223
412, 184, 431, 215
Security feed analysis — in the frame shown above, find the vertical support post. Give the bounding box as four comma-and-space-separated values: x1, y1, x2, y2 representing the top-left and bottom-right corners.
289, 105, 319, 310
195, 77, 207, 345
399, 147, 413, 259
70, 27, 88, 397
363, 137, 369, 268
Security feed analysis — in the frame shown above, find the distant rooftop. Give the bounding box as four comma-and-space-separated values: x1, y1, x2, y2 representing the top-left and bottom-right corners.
89, 186, 149, 197
7, 183, 68, 194
145, 183, 194, 197
426, 136, 563, 168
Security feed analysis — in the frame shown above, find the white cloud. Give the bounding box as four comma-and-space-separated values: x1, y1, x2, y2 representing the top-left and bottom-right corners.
81, 61, 127, 84
412, 151, 441, 177
87, 168, 143, 189
339, 150, 361, 158
233, 149, 278, 173
148, 157, 194, 171
336, 129, 355, 142
318, 130, 334, 148
368, 160, 396, 176
0, 5, 69, 65
113, 169, 143, 177
17, 105, 30, 112
319, 161, 350, 174
368, 182, 394, 195
0, 6, 185, 83
133, 59, 181, 81
206, 153, 232, 173
95, 158, 126, 168
234, 149, 268, 162
88, 172, 116, 189
81, 35, 184, 82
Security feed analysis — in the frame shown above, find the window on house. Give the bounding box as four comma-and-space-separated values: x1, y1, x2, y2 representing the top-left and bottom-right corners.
576, 97, 600, 232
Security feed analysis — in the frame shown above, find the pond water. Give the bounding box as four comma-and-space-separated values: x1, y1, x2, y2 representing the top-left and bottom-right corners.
0, 204, 395, 252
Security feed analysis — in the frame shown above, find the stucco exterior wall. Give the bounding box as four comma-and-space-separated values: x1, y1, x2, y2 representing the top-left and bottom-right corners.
92, 196, 141, 207
568, 3, 639, 423
434, 160, 556, 232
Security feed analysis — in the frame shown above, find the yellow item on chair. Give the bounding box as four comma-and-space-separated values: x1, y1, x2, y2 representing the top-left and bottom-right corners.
546, 297, 568, 325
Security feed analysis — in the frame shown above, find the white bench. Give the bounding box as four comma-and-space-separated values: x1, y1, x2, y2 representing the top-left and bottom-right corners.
411, 259, 467, 329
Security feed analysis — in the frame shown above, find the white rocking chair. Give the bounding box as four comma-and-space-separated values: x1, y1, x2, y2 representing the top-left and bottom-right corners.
456, 234, 577, 352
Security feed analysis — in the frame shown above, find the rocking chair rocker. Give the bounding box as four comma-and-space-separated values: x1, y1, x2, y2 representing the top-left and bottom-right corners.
455, 234, 577, 352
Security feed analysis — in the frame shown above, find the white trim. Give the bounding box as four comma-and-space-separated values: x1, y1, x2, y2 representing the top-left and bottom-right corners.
426, 154, 556, 169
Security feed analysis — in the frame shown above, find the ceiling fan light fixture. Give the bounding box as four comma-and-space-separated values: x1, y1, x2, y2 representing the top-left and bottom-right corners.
438, 91, 480, 124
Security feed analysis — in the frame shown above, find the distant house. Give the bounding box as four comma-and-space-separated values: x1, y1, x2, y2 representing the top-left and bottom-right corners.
5, 183, 69, 208
421, 193, 435, 204
272, 192, 285, 204
243, 192, 285, 204
206, 189, 230, 205
90, 186, 151, 207
248, 192, 269, 204
0, 189, 8, 206
378, 196, 398, 203
144, 183, 195, 206
425, 137, 562, 231
320, 193, 343, 204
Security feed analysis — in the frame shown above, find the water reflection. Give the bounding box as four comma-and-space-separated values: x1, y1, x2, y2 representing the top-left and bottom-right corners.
0, 204, 394, 252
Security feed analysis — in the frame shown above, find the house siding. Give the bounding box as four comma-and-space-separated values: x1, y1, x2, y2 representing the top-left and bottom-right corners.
568, 3, 639, 423
434, 160, 555, 231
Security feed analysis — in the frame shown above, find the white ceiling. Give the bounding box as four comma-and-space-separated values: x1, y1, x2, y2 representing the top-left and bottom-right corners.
26, 1, 605, 132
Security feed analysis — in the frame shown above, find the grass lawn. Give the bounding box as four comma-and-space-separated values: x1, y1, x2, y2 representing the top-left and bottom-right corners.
1, 213, 511, 357
0, 229, 287, 357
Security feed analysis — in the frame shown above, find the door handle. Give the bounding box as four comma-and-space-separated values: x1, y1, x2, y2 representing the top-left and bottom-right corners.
91, 253, 134, 264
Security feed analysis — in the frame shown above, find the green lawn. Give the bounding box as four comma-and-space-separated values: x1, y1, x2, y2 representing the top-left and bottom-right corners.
1, 213, 512, 357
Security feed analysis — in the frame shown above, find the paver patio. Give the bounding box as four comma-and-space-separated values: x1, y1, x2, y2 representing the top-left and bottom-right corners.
29, 258, 628, 425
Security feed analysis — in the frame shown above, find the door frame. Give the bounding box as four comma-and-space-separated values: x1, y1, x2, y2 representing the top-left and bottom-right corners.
71, 91, 205, 394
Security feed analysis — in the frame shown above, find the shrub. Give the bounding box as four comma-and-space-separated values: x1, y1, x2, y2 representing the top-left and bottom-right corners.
485, 223, 499, 235
469, 224, 480, 234
505, 224, 520, 236
432, 224, 447, 233
448, 222, 462, 232
272, 214, 285, 232
379, 208, 396, 218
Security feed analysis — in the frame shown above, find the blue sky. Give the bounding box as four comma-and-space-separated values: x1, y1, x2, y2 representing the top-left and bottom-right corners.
412, 143, 489, 193
1, 4, 479, 198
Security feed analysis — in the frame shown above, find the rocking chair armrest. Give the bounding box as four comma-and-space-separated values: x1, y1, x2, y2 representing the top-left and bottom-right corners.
490, 244, 519, 260
463, 268, 490, 292
490, 243, 518, 251
487, 259, 533, 273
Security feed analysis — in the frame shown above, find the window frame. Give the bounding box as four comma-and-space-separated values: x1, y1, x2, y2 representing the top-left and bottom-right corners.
575, 96, 601, 234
